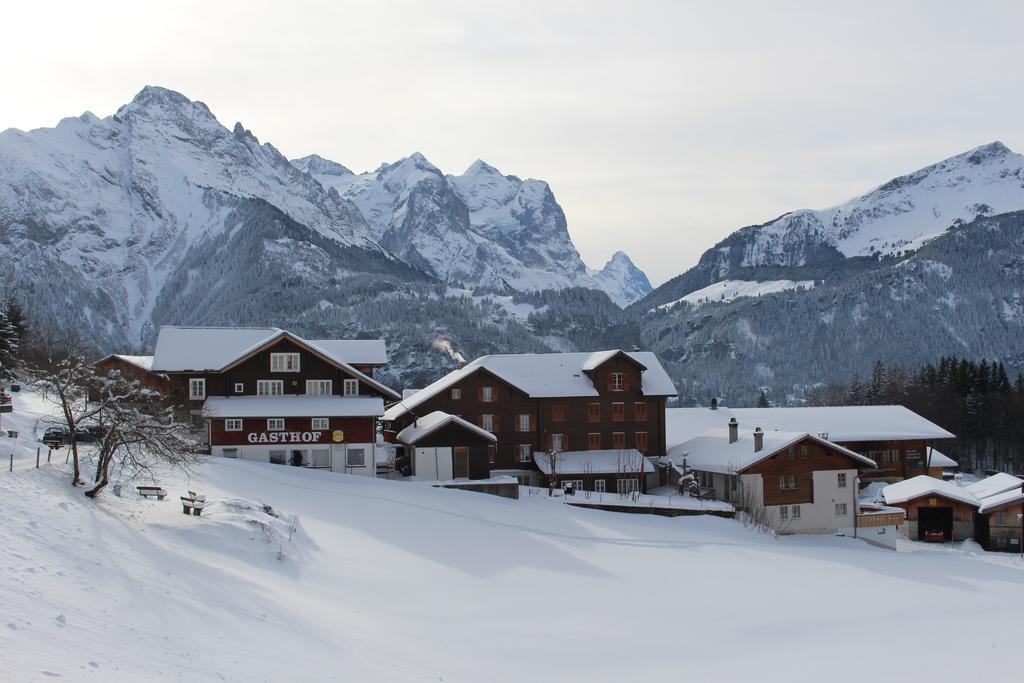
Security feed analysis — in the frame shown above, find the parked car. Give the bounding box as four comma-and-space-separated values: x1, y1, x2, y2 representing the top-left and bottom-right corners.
923, 529, 946, 543
42, 426, 68, 446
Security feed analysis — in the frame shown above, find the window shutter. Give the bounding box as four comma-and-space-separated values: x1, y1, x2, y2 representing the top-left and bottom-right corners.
493, 415, 500, 432
477, 387, 483, 402
529, 414, 535, 431
623, 373, 630, 391
606, 373, 613, 391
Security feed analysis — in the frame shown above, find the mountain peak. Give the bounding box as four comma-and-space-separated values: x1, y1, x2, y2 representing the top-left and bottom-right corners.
291, 154, 353, 177
963, 140, 1013, 164
463, 159, 502, 177
591, 250, 653, 307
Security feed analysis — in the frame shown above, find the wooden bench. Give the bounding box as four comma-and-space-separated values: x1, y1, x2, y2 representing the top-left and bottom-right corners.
137, 485, 167, 501
180, 495, 205, 516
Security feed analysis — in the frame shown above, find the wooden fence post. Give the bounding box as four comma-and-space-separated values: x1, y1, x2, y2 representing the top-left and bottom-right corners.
47, 448, 52, 463
36, 447, 40, 468
8, 453, 11, 472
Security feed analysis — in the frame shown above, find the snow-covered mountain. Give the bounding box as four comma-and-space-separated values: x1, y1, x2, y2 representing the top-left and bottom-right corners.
295, 153, 617, 293
636, 142, 1024, 405
638, 141, 1024, 312
589, 251, 653, 306
0, 86, 649, 381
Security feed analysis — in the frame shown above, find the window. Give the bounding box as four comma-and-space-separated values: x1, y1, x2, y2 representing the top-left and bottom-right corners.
551, 404, 566, 422
518, 444, 532, 463
780, 505, 789, 519
311, 417, 330, 430
778, 475, 797, 490
550, 433, 565, 451
905, 449, 923, 470
234, 382, 244, 393
616, 478, 639, 495
791, 505, 801, 519
222, 448, 238, 458
270, 352, 300, 372
594, 480, 606, 493
787, 446, 795, 460
450, 388, 462, 400
996, 511, 1007, 525
587, 432, 601, 450
611, 402, 625, 422
837, 472, 847, 488
488, 445, 496, 465
635, 432, 648, 453
269, 450, 286, 465
612, 432, 626, 449
517, 414, 532, 432
189, 378, 206, 400
800, 444, 809, 459
225, 418, 243, 432
343, 379, 359, 396
587, 403, 601, 423
835, 503, 848, 516
257, 380, 284, 396
634, 402, 648, 422
480, 386, 495, 403
609, 372, 625, 392
267, 418, 285, 431
306, 380, 332, 396
480, 414, 495, 432
346, 448, 366, 467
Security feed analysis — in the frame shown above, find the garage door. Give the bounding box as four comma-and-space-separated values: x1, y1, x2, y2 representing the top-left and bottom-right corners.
918, 506, 953, 541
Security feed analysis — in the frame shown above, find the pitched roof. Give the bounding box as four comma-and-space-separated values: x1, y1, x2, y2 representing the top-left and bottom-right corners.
882, 475, 979, 507
926, 447, 958, 469
978, 486, 1024, 514
99, 354, 156, 371
306, 339, 387, 366
150, 326, 399, 400
665, 428, 877, 476
383, 350, 677, 421
532, 449, 652, 475
202, 395, 385, 418
729, 405, 955, 441
966, 473, 1024, 499
396, 411, 496, 445
665, 405, 955, 450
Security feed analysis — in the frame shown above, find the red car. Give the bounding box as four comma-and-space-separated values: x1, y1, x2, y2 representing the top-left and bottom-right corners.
923, 529, 946, 543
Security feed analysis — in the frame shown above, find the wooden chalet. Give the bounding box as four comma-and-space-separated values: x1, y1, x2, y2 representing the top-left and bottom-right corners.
150, 326, 399, 474
93, 354, 170, 397
382, 350, 677, 487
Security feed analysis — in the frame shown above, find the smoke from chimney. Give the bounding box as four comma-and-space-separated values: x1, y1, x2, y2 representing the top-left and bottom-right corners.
431, 337, 466, 366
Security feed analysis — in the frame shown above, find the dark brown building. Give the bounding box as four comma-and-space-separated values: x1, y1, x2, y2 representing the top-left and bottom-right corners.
151, 326, 399, 474
383, 350, 677, 486
93, 354, 170, 397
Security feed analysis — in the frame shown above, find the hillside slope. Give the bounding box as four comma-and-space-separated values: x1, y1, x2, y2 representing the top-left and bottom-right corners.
5, 455, 1024, 681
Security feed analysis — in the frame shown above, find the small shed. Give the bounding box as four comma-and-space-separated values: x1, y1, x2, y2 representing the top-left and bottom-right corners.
397, 411, 496, 480
882, 476, 978, 541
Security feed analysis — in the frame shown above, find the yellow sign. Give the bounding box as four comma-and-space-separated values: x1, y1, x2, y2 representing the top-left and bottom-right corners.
332, 430, 345, 443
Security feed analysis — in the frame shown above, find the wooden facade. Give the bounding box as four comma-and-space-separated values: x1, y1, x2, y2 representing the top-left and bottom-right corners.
740, 437, 864, 507
93, 356, 169, 397
385, 352, 670, 481
398, 421, 493, 480
977, 501, 1024, 552
837, 439, 943, 481
888, 493, 977, 541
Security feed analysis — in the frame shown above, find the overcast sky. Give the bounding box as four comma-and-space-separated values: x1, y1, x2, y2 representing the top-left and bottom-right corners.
4, 1, 1022, 285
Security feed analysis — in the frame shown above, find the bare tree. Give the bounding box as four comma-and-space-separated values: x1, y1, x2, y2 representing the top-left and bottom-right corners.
539, 447, 562, 496
85, 371, 199, 497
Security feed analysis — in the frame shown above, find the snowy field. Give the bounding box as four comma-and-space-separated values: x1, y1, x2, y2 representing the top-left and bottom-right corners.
4, 454, 1024, 682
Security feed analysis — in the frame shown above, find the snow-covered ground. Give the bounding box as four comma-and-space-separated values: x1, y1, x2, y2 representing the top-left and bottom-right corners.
0, 386, 68, 469
4, 456, 1024, 682
655, 279, 816, 311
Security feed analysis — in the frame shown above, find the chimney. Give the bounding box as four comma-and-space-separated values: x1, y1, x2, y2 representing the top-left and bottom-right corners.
753, 427, 764, 453
710, 397, 718, 411
728, 417, 738, 444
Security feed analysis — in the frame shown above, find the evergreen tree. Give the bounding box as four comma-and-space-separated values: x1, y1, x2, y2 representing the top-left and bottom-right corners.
756, 390, 769, 408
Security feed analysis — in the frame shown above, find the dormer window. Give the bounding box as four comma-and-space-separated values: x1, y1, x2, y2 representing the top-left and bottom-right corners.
343, 379, 359, 396
610, 372, 625, 392
270, 353, 301, 372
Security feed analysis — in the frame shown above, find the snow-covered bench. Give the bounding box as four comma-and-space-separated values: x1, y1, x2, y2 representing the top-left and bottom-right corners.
136, 485, 167, 501
181, 492, 206, 516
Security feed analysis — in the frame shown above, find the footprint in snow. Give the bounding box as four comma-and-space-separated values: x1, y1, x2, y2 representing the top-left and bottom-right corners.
88, 662, 99, 668
6, 622, 17, 630
41, 672, 62, 678
54, 614, 67, 627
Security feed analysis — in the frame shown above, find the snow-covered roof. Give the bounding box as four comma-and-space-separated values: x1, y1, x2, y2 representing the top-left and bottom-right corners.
396, 411, 496, 445
926, 447, 958, 469
665, 407, 737, 450
966, 473, 1024, 500
306, 339, 387, 366
665, 428, 877, 475
533, 449, 651, 475
882, 476, 979, 507
978, 486, 1024, 514
150, 326, 399, 399
109, 354, 156, 371
729, 406, 954, 441
384, 350, 676, 421
202, 395, 385, 418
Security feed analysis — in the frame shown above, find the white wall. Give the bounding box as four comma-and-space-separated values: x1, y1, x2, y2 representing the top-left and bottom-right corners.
414, 447, 453, 481
213, 443, 378, 476
741, 467, 861, 535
